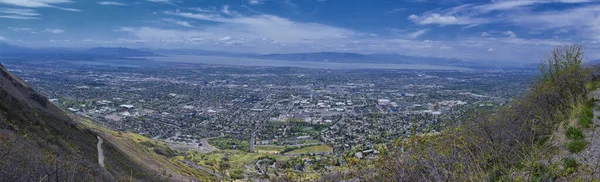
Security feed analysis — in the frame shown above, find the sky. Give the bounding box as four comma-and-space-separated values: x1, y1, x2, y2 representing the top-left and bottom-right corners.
0, 0, 599, 63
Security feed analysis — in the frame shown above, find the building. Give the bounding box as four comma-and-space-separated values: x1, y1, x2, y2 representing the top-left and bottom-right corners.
378, 99, 391, 105
119, 104, 135, 110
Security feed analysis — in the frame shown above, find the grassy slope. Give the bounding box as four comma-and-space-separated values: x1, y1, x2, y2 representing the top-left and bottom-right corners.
255, 145, 285, 153
76, 115, 214, 181
286, 145, 333, 155
0, 64, 211, 181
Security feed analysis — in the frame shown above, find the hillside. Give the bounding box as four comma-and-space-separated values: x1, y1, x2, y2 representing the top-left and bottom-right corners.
318, 44, 599, 181
0, 63, 208, 181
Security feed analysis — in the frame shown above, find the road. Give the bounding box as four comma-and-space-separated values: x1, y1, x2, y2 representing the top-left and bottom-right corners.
198, 138, 217, 152
97, 136, 105, 168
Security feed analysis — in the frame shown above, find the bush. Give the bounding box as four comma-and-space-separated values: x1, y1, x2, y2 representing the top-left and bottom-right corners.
567, 140, 588, 153
229, 169, 245, 179
578, 116, 593, 128
208, 137, 251, 152
530, 163, 556, 182
582, 107, 594, 119
562, 157, 579, 174
565, 126, 584, 140
153, 147, 178, 157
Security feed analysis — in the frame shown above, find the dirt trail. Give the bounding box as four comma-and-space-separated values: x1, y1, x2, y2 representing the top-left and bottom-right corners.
576, 89, 600, 178
564, 89, 600, 180
97, 136, 105, 168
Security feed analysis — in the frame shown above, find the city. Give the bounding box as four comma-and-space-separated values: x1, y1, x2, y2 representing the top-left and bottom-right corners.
6, 60, 532, 157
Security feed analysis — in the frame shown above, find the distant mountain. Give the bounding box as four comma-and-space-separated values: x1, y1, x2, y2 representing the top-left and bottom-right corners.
146, 48, 251, 57
0, 43, 159, 59
251, 52, 371, 63
87, 47, 158, 57
144, 49, 536, 69
246, 52, 537, 69
0, 42, 536, 69
243, 52, 498, 69
0, 42, 30, 54
586, 59, 600, 65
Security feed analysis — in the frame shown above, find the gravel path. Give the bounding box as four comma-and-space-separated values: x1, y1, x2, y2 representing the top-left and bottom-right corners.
568, 89, 600, 180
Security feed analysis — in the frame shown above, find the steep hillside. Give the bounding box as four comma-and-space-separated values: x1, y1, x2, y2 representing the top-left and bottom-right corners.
0, 63, 207, 181
319, 44, 594, 181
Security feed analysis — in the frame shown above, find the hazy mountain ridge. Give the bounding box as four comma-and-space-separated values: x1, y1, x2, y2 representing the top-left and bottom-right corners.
151, 48, 535, 69
0, 42, 158, 59
86, 47, 158, 57
0, 42, 535, 69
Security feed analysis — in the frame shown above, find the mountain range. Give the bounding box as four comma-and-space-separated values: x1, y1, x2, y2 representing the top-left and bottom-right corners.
0, 42, 535, 69
0, 42, 157, 59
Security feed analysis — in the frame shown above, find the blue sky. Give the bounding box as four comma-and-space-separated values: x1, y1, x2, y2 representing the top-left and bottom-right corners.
0, 0, 599, 63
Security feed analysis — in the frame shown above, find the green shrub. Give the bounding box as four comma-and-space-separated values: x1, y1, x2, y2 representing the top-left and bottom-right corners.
578, 116, 593, 128
565, 126, 584, 140
567, 140, 588, 153
229, 169, 245, 179
530, 163, 556, 182
487, 168, 507, 182
562, 157, 579, 174
153, 147, 179, 157
586, 80, 600, 90
208, 137, 251, 152
582, 107, 594, 119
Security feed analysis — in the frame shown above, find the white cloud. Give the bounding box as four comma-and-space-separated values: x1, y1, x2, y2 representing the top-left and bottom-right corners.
221, 5, 231, 15
407, 0, 592, 34
164, 10, 225, 22
249, 0, 261, 5
162, 11, 357, 44
408, 13, 488, 26
8, 27, 37, 33
502, 31, 516, 38
506, 5, 600, 40
9, 27, 33, 31
0, 15, 38, 19
1, 8, 38, 16
0, 36, 6, 41
475, 0, 592, 12
175, 21, 193, 27
386, 8, 405, 14
219, 36, 232, 41
45, 28, 64, 34
407, 29, 428, 39
481, 32, 489, 37
488, 48, 494, 51
98, 1, 125, 6
146, 0, 170, 3
162, 18, 194, 27
0, 0, 80, 11
0, 8, 40, 19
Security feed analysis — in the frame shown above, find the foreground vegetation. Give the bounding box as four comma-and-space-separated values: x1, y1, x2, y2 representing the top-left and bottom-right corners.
323, 44, 599, 181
